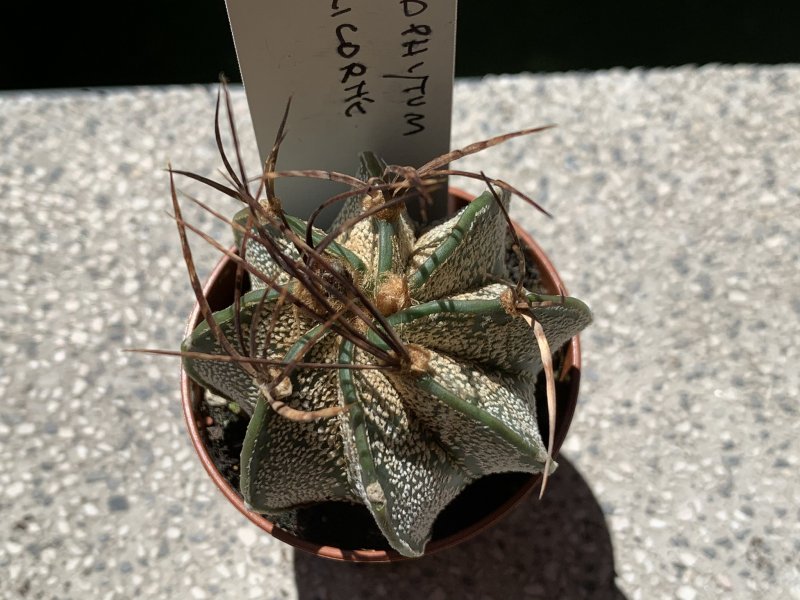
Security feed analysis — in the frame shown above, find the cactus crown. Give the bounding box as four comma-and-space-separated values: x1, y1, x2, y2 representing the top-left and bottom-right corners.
169, 87, 591, 557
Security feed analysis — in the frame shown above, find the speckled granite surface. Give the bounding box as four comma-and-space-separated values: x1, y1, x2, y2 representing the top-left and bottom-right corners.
1, 66, 799, 599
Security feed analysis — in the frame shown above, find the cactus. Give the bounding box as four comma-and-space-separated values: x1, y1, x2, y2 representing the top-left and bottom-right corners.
170, 90, 592, 557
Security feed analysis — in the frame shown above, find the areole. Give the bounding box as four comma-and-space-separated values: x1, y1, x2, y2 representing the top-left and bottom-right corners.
180, 188, 583, 562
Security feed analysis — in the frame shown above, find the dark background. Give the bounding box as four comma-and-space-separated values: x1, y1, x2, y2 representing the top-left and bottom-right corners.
4, 1, 799, 90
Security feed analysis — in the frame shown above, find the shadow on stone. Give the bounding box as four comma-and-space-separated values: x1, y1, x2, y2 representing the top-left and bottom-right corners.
293, 456, 626, 600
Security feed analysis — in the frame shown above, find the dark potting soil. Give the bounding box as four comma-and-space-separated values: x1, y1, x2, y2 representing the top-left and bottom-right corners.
194, 239, 565, 551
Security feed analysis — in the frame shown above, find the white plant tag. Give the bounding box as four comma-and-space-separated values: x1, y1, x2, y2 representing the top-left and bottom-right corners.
225, 0, 457, 224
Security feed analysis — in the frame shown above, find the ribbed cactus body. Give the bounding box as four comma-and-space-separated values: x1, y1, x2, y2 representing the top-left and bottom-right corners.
182, 152, 592, 557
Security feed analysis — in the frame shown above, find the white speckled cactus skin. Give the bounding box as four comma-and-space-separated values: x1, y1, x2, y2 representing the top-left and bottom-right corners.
182, 152, 592, 557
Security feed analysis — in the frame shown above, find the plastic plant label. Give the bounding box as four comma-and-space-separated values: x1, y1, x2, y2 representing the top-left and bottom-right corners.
225, 0, 457, 224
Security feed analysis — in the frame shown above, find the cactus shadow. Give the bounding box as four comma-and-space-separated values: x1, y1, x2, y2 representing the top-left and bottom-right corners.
293, 456, 626, 600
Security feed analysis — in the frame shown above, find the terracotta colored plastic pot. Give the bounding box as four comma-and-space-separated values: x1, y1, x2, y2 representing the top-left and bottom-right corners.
180, 188, 583, 562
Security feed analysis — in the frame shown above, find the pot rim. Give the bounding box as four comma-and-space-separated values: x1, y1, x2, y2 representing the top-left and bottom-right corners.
180, 187, 582, 562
